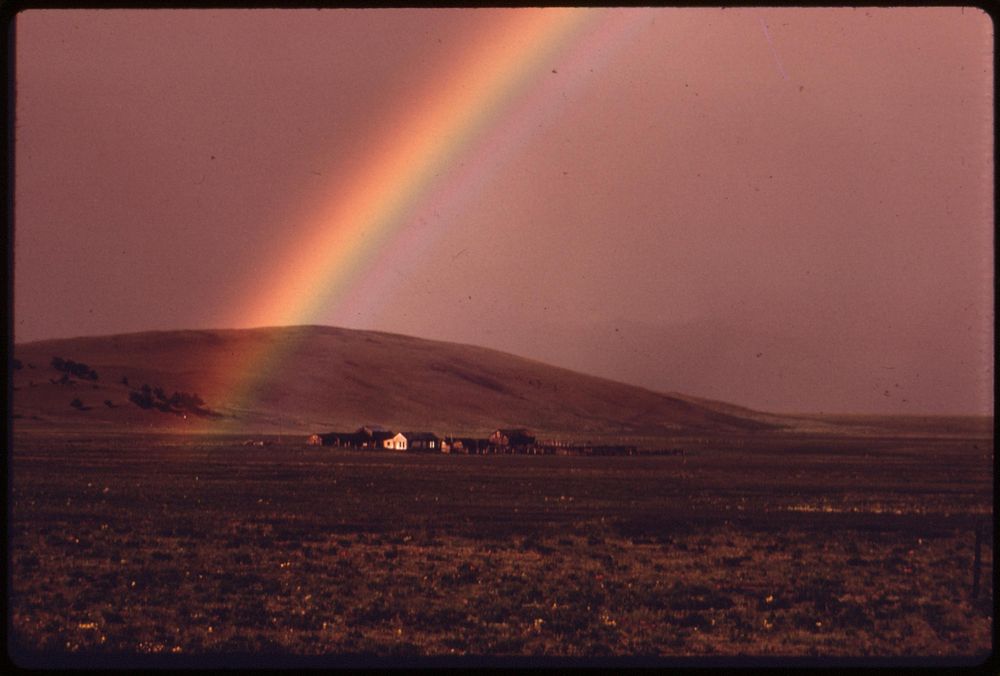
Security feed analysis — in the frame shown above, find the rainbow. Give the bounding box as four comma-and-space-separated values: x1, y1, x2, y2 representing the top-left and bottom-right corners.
210, 8, 654, 424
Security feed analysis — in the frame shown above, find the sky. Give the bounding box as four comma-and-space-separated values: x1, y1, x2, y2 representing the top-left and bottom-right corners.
13, 8, 994, 416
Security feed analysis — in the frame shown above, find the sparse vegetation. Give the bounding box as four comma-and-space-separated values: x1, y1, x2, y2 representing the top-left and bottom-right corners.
7, 329, 994, 664
51, 357, 98, 381
127, 384, 219, 417
10, 325, 798, 437
8, 433, 992, 664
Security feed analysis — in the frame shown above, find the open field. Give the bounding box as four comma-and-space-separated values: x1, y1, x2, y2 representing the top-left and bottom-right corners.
8, 429, 993, 667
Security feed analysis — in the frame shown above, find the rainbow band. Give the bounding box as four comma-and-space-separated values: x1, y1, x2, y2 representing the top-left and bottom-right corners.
233, 9, 596, 331
210, 9, 651, 425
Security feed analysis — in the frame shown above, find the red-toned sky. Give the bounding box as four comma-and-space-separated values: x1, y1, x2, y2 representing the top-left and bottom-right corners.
13, 8, 994, 415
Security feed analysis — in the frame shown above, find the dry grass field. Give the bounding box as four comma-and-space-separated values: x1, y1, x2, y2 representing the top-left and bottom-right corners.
11, 326, 787, 437
7, 428, 993, 668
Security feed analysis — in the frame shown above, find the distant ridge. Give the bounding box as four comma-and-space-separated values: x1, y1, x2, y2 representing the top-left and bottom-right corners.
13, 325, 784, 438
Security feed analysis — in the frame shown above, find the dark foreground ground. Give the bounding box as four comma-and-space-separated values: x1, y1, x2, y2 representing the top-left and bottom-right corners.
7, 430, 994, 667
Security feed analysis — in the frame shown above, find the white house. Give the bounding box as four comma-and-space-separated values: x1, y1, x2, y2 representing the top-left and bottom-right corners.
383, 432, 407, 451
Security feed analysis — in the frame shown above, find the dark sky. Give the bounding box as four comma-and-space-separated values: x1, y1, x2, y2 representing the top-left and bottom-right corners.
13, 8, 994, 415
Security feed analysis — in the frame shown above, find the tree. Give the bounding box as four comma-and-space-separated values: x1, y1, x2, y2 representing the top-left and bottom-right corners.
129, 386, 155, 410
127, 382, 219, 417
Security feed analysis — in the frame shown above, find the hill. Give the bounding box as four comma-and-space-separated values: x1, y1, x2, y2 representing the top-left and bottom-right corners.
11, 325, 791, 440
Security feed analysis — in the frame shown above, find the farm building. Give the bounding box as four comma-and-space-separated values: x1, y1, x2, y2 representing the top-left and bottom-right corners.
464, 438, 491, 454
307, 431, 366, 447
489, 428, 536, 452
404, 432, 441, 452
306, 426, 394, 449
441, 437, 490, 454
366, 430, 395, 449
306, 425, 637, 457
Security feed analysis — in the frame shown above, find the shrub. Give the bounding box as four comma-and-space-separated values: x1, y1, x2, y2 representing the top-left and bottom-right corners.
129, 388, 155, 410
127, 383, 216, 416
51, 357, 98, 380
168, 391, 206, 410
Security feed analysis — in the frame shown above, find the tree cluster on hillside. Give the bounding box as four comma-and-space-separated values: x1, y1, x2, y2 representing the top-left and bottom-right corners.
51, 357, 98, 381
128, 383, 220, 417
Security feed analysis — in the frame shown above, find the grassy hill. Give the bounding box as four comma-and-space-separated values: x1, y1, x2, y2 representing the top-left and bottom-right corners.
12, 325, 790, 440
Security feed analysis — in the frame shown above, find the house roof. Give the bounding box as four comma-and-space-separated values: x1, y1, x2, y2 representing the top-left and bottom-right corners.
403, 432, 439, 441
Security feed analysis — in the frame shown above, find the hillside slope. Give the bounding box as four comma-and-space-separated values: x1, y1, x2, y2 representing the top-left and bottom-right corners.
12, 325, 783, 438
